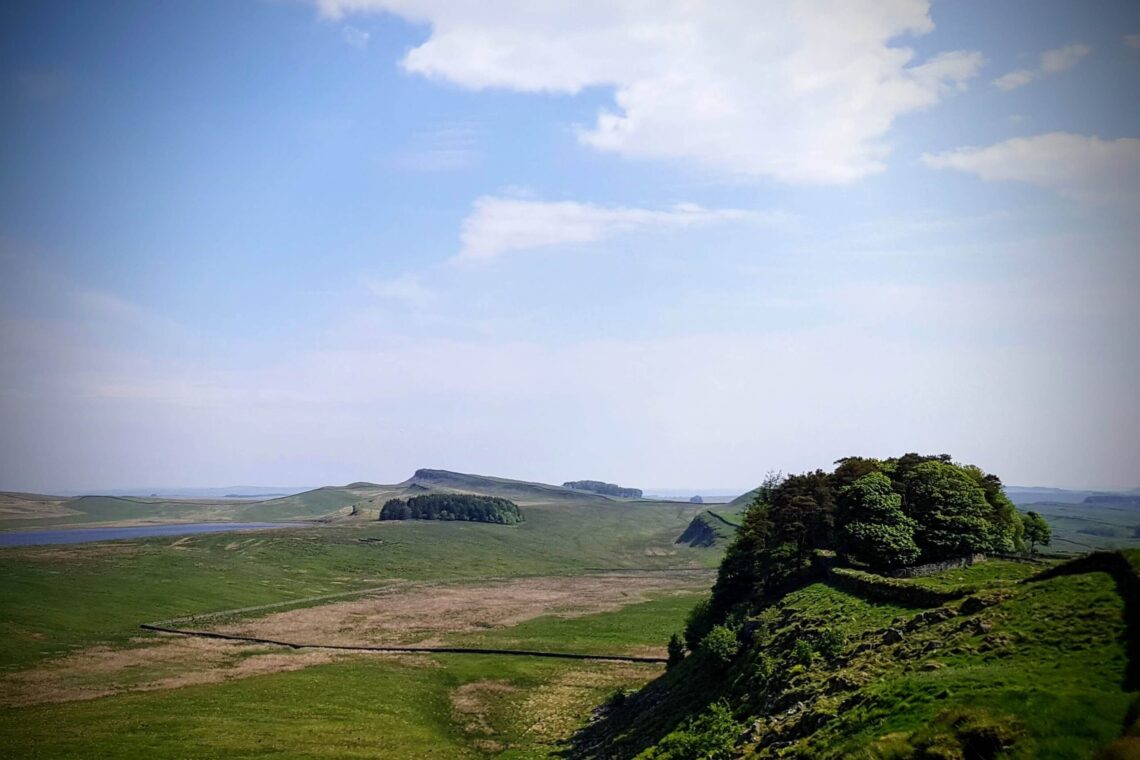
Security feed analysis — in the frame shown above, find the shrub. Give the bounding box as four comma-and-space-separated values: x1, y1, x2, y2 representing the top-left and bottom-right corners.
644, 701, 740, 760
815, 628, 847, 661
667, 633, 686, 668
700, 625, 740, 665
790, 638, 815, 666
684, 598, 716, 651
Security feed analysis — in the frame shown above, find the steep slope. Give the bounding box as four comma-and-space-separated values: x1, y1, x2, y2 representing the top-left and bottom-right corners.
573, 554, 1137, 758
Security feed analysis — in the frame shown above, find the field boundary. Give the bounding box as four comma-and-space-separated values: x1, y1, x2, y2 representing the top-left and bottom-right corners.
138, 624, 668, 664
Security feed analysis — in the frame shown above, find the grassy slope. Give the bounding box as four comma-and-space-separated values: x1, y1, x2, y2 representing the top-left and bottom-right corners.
0, 597, 701, 759
0, 496, 710, 670
581, 557, 1135, 759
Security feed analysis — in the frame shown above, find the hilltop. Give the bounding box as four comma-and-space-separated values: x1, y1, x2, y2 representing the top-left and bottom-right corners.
0, 469, 626, 531
575, 455, 1139, 758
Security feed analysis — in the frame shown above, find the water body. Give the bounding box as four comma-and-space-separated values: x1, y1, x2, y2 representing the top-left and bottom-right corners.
0, 522, 296, 547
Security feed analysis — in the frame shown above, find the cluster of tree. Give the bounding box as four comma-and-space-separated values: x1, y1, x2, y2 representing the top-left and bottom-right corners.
562, 480, 643, 498
378, 493, 523, 525
710, 454, 1051, 617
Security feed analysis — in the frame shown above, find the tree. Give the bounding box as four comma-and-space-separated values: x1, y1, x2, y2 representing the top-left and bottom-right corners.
710, 472, 780, 616
700, 625, 740, 665
667, 633, 686, 668
767, 470, 835, 563
837, 472, 920, 568
1022, 511, 1052, 554
902, 460, 993, 560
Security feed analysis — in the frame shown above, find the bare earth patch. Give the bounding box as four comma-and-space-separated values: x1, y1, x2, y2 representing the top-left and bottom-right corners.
220, 571, 712, 647
0, 570, 706, 708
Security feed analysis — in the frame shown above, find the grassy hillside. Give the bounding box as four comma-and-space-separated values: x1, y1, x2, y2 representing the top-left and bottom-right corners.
576, 554, 1137, 758
0, 492, 712, 669
0, 472, 718, 758
0, 469, 618, 530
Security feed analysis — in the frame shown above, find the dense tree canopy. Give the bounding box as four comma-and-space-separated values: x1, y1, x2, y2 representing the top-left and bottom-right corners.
710, 454, 1031, 617
379, 494, 523, 524
836, 471, 919, 568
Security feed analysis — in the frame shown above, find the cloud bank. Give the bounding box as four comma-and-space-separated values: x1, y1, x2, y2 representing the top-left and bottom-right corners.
314, 0, 981, 184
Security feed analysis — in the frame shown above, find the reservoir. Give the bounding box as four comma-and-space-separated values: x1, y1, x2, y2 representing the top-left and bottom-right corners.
0, 522, 295, 547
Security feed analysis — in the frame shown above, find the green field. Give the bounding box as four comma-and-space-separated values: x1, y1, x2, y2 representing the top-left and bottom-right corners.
0, 472, 720, 757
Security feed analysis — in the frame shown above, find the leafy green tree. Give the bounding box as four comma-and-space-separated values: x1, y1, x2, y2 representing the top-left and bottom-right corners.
902, 460, 993, 559
710, 472, 780, 616
683, 598, 716, 651
837, 472, 920, 568
768, 470, 836, 562
667, 633, 686, 668
1022, 511, 1052, 554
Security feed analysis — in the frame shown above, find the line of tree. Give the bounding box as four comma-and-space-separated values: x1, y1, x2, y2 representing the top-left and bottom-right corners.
710, 453, 1050, 618
378, 493, 524, 525
562, 480, 643, 498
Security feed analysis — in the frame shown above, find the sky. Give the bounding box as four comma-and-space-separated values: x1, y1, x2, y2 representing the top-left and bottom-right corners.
1, 0, 1139, 493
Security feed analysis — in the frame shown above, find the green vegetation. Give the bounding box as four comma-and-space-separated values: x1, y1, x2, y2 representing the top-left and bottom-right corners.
379, 493, 524, 524
0, 653, 663, 759
563, 481, 643, 499
575, 456, 1140, 758
0, 489, 710, 670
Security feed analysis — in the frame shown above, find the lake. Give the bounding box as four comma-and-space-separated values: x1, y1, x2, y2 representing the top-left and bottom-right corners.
0, 522, 296, 547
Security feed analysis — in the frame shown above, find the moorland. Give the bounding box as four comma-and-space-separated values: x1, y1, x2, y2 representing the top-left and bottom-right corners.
1, 462, 1138, 758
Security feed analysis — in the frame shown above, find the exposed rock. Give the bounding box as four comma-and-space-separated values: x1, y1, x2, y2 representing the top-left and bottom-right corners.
882, 628, 905, 644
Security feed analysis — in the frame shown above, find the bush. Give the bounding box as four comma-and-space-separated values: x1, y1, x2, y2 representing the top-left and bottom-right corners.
815, 628, 847, 662
643, 701, 740, 760
790, 638, 815, 666
684, 598, 716, 651
667, 633, 686, 668
700, 625, 740, 665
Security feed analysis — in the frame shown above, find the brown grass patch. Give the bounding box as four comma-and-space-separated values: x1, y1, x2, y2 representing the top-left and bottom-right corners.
519, 664, 659, 742
451, 679, 519, 737
0, 635, 433, 708
221, 571, 711, 647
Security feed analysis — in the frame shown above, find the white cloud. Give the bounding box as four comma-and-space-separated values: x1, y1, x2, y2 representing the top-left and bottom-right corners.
991, 69, 1034, 91
341, 25, 370, 49
1040, 43, 1090, 73
922, 133, 1140, 204
455, 197, 761, 263
991, 43, 1090, 91
311, 0, 981, 184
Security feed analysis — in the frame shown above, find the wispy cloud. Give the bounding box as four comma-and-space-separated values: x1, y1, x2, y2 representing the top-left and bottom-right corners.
341, 25, 370, 49
992, 43, 1090, 90
362, 273, 435, 307
1127, 35, 1140, 50
393, 122, 479, 172
455, 197, 764, 263
922, 132, 1140, 205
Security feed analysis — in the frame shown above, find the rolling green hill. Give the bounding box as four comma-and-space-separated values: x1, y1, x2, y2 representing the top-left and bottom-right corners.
575, 553, 1137, 758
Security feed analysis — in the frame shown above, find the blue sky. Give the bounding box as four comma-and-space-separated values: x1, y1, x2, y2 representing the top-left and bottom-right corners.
1, 0, 1138, 492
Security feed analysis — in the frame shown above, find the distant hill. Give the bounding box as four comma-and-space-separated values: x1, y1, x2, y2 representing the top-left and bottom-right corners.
726, 486, 761, 510
1, 469, 690, 529
562, 480, 643, 499
407, 469, 599, 504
